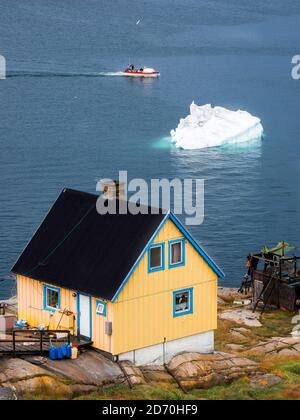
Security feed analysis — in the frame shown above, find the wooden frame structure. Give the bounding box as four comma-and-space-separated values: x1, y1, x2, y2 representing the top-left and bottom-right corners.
251, 253, 300, 313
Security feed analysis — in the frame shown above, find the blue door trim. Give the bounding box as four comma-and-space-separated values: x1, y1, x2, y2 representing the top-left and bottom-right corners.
77, 293, 92, 339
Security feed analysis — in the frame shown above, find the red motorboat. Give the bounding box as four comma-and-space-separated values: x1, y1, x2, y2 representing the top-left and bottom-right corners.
123, 64, 160, 78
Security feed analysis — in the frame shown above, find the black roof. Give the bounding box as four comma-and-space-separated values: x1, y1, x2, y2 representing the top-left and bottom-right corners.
12, 189, 166, 301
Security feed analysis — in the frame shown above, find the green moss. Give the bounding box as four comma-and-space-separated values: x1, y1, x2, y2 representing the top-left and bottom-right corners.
74, 379, 294, 401
24, 393, 69, 400
74, 384, 186, 401
272, 361, 300, 383
284, 363, 300, 376
189, 379, 286, 401
253, 310, 293, 340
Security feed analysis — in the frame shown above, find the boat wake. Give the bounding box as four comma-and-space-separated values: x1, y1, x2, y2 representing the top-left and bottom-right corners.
6, 71, 125, 78
97, 71, 125, 77
7, 69, 161, 79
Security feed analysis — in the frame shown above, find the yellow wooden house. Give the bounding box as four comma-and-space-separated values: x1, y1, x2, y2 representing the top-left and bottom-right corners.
12, 188, 224, 365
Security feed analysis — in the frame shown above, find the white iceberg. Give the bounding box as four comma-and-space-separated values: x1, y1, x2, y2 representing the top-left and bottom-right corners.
170, 102, 263, 150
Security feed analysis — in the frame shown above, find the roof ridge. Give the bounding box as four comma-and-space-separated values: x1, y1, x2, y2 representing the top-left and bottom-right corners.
62, 188, 98, 199
62, 188, 167, 213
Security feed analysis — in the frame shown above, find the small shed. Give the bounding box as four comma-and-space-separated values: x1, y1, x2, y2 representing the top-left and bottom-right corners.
249, 242, 300, 313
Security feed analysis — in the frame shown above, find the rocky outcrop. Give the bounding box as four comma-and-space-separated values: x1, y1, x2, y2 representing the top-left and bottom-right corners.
248, 336, 300, 358
218, 288, 251, 305
0, 358, 54, 384
226, 344, 245, 352
141, 365, 175, 384
219, 308, 262, 327
2, 375, 72, 398
39, 350, 124, 386
119, 362, 146, 386
118, 353, 261, 391
0, 386, 17, 400
119, 363, 177, 386
0, 350, 125, 397
250, 374, 283, 389
218, 288, 239, 304
167, 352, 260, 390
0, 357, 70, 397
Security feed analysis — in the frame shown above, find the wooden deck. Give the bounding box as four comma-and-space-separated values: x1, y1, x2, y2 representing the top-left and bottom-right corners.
0, 329, 92, 356
0, 341, 51, 355
0, 330, 69, 356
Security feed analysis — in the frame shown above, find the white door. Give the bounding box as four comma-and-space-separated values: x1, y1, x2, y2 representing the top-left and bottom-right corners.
78, 294, 91, 338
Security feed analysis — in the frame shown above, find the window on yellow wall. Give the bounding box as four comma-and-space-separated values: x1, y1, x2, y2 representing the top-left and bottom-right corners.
148, 243, 165, 272
169, 239, 185, 268
96, 300, 107, 316
43, 285, 60, 312
172, 242, 182, 263
173, 288, 193, 317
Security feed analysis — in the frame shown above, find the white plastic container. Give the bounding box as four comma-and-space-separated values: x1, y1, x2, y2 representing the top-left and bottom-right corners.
71, 345, 78, 360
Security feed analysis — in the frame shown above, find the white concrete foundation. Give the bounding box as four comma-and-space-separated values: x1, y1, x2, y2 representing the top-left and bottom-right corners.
118, 330, 214, 366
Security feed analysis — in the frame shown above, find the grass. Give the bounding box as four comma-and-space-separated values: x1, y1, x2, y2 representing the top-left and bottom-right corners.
215, 308, 295, 355
73, 360, 300, 401
23, 307, 300, 400
24, 393, 69, 400
189, 379, 284, 401
75, 384, 187, 401
24, 359, 300, 401
253, 310, 293, 340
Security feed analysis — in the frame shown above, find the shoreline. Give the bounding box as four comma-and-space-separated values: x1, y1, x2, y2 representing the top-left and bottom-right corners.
1, 288, 300, 400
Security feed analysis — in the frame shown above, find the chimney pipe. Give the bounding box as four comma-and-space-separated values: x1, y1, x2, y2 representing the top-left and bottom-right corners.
101, 180, 125, 201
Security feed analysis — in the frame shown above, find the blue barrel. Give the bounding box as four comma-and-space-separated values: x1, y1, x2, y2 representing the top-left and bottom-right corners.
62, 345, 67, 358
49, 346, 57, 360
57, 346, 64, 360
66, 344, 72, 359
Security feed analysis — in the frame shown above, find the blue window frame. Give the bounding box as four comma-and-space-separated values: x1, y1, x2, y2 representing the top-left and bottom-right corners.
148, 242, 165, 273
169, 238, 186, 268
173, 288, 193, 317
96, 299, 107, 317
43, 285, 61, 312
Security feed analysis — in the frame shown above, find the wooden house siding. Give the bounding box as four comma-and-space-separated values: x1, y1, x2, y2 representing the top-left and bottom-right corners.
91, 297, 113, 354
112, 219, 218, 355
17, 276, 113, 354
16, 218, 219, 357
17, 275, 76, 333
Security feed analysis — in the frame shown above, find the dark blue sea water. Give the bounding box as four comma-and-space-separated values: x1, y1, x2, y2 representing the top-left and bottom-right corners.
1, 0, 300, 299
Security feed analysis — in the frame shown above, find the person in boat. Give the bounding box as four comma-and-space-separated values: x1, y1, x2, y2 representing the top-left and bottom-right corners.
125, 64, 134, 73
